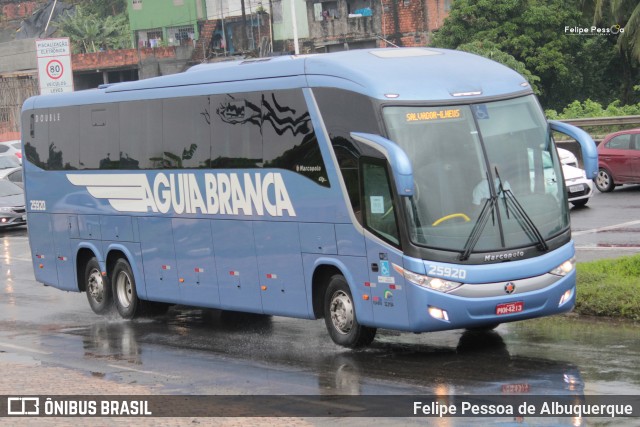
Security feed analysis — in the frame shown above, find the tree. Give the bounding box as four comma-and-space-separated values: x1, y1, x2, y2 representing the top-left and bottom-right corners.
431, 0, 624, 110
581, 0, 640, 103
57, 6, 130, 53
457, 40, 541, 94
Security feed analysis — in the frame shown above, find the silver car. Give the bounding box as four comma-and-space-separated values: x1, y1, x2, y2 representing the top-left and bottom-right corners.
0, 140, 22, 164
0, 180, 26, 228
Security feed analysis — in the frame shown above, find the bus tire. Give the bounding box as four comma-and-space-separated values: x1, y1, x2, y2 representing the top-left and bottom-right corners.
112, 258, 141, 319
324, 274, 376, 348
85, 257, 112, 315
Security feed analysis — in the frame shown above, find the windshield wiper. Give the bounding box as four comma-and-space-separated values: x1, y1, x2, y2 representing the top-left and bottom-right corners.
494, 167, 549, 252
459, 173, 498, 262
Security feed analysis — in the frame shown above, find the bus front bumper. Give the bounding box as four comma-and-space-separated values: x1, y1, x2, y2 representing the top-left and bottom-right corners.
404, 269, 576, 332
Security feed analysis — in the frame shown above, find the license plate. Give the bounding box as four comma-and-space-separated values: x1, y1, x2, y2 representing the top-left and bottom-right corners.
569, 184, 583, 193
496, 301, 524, 315
502, 383, 531, 393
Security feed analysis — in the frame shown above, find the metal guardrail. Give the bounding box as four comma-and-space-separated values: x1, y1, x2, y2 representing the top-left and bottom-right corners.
558, 115, 640, 127
554, 116, 640, 164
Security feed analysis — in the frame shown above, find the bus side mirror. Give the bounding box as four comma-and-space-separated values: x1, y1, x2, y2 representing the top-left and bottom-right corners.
549, 121, 598, 179
350, 132, 414, 197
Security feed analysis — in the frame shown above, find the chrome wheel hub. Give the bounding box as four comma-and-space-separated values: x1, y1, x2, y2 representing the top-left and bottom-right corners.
116, 271, 133, 309
330, 290, 354, 334
87, 269, 104, 303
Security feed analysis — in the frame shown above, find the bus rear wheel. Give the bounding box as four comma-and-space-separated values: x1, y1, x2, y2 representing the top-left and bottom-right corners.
324, 274, 376, 348
85, 257, 112, 314
112, 258, 141, 319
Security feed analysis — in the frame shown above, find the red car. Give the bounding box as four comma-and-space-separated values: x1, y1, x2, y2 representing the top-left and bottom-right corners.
595, 128, 640, 192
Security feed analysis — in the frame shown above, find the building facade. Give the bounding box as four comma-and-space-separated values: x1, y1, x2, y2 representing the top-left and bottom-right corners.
128, 0, 206, 48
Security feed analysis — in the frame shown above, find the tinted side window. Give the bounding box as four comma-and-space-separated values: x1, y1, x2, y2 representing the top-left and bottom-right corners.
79, 104, 120, 169
119, 100, 163, 169
8, 169, 23, 186
606, 134, 631, 150
261, 90, 329, 187
162, 96, 211, 168
313, 88, 381, 221
48, 107, 79, 169
0, 146, 8, 153
210, 93, 262, 168
25, 110, 51, 169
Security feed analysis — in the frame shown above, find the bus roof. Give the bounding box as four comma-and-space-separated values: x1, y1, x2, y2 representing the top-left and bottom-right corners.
24, 48, 532, 109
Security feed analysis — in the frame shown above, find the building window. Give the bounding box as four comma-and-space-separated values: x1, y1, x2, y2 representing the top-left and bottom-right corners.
347, 0, 372, 17
314, 1, 339, 20
167, 25, 195, 46
132, 0, 142, 10
137, 28, 163, 48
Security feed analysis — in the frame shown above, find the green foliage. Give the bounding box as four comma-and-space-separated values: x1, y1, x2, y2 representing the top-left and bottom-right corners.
57, 6, 130, 53
430, 0, 625, 110
576, 255, 640, 321
581, 0, 640, 104
545, 99, 640, 119
81, 0, 127, 17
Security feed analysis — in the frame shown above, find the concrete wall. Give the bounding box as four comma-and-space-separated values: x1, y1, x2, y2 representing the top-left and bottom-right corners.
306, 0, 381, 48
0, 38, 37, 73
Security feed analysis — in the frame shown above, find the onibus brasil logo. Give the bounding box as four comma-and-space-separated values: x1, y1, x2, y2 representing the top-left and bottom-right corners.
66, 172, 296, 217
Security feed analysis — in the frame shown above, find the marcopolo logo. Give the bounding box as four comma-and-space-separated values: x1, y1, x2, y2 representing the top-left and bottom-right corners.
67, 172, 296, 217
564, 24, 624, 36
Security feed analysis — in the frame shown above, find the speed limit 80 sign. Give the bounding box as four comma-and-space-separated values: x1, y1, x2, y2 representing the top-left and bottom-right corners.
36, 38, 74, 95
46, 60, 64, 79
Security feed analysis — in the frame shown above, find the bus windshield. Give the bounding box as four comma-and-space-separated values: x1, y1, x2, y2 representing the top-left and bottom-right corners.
383, 95, 568, 254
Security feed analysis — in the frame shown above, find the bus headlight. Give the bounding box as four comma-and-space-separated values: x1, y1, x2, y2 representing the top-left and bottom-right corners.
393, 264, 462, 293
550, 257, 576, 276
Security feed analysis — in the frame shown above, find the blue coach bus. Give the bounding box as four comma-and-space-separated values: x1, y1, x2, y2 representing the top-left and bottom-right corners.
22, 48, 597, 348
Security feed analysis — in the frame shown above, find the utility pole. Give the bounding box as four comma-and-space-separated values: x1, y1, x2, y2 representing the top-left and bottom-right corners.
290, 0, 299, 54
241, 0, 249, 51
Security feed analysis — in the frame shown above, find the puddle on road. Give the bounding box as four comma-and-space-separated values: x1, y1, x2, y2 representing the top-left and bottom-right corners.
504, 315, 640, 394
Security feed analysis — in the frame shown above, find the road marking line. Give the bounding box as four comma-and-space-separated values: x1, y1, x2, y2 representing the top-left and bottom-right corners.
573, 219, 640, 237
107, 364, 180, 379
0, 256, 33, 262
0, 342, 52, 355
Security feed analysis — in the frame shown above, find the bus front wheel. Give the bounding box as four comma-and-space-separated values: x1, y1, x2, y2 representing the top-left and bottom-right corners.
324, 275, 376, 348
112, 258, 141, 319
85, 257, 112, 315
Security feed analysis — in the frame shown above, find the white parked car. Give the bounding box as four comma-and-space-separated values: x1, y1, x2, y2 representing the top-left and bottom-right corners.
556, 147, 593, 207
562, 164, 593, 207
557, 147, 578, 168
0, 140, 22, 164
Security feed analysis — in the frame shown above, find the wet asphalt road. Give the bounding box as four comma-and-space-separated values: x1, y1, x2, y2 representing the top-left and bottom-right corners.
0, 186, 639, 424
571, 184, 640, 262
